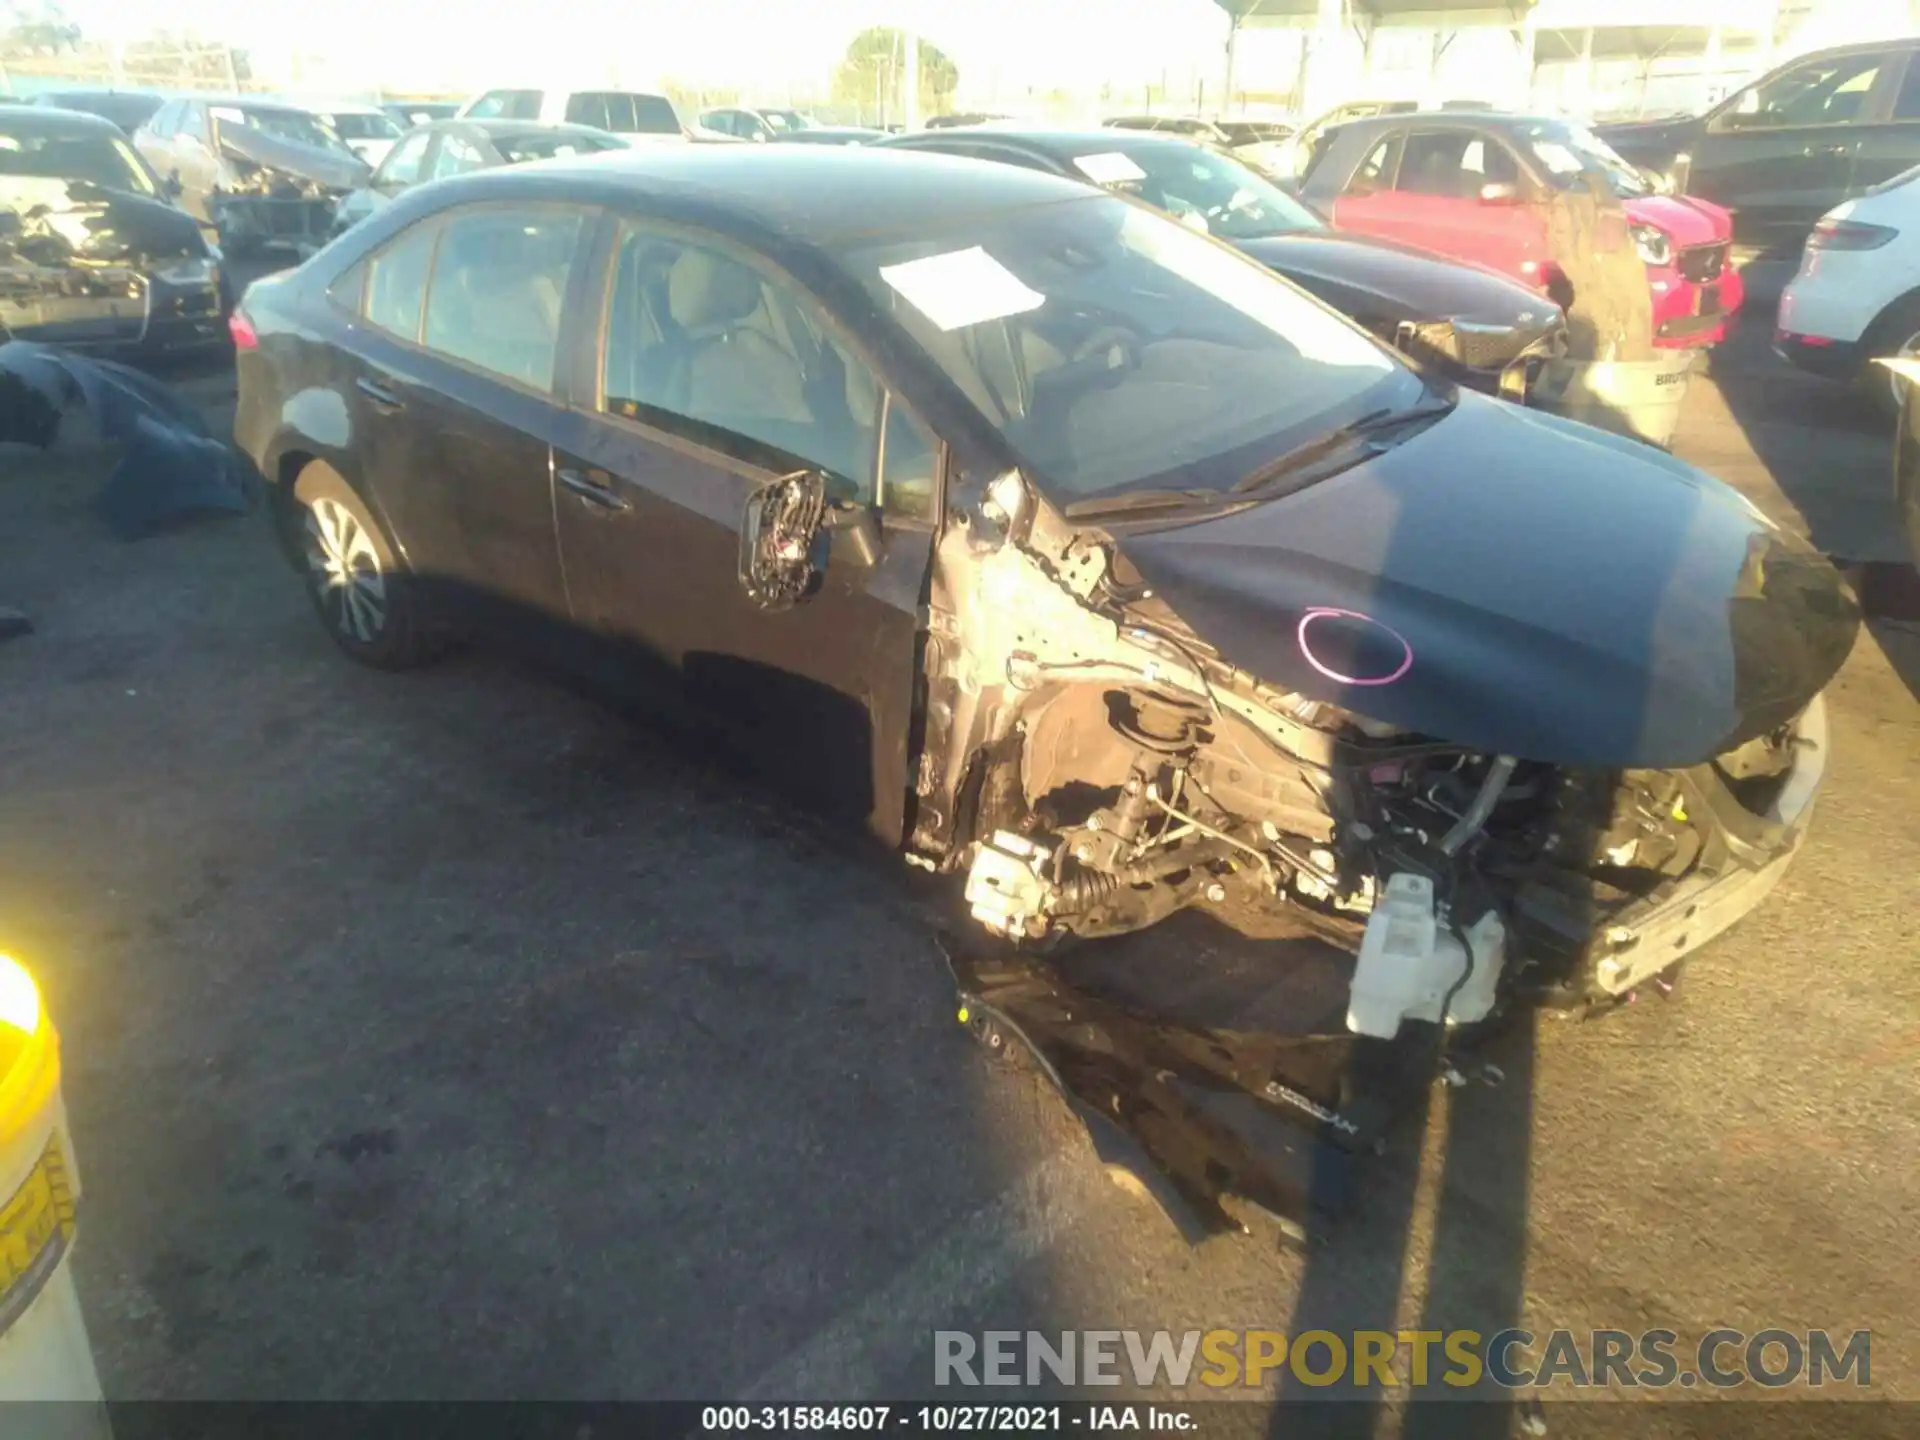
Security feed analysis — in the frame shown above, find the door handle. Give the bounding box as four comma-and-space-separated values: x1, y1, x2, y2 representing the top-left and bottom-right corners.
558, 466, 631, 513
355, 377, 404, 413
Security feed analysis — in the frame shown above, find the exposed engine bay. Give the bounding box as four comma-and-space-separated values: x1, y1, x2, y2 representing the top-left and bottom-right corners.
912, 472, 1821, 1042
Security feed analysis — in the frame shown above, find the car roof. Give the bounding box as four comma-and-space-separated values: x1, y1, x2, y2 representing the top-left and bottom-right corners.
1322, 110, 1567, 137
892, 126, 1206, 158
417, 145, 1097, 242
0, 102, 122, 135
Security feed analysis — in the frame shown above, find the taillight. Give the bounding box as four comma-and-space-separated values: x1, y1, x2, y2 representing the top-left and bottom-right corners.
1808, 219, 1898, 251
228, 309, 259, 350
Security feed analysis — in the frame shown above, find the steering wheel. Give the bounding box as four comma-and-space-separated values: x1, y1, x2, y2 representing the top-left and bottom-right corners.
1070, 326, 1140, 376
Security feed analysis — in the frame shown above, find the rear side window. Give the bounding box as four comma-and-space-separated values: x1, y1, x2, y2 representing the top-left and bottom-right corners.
428, 134, 486, 180
468, 89, 540, 121
422, 208, 582, 390
377, 130, 431, 187
363, 220, 440, 341
1896, 54, 1920, 121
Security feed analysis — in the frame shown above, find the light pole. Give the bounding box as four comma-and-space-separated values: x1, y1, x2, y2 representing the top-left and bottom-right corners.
903, 28, 920, 129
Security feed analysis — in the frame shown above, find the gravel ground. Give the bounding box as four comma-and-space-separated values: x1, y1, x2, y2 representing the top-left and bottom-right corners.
1, 304, 1915, 1432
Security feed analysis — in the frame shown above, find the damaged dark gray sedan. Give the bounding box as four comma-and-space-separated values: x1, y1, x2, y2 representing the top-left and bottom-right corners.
234, 149, 1856, 1233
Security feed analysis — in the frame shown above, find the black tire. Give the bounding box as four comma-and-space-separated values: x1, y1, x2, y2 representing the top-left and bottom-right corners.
289, 461, 442, 670
1858, 290, 1920, 419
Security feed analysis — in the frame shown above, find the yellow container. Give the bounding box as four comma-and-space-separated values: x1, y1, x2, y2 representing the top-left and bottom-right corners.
0, 954, 112, 1439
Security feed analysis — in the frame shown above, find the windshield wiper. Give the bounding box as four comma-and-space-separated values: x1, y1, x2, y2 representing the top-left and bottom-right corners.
1230, 395, 1456, 496
1062, 486, 1240, 519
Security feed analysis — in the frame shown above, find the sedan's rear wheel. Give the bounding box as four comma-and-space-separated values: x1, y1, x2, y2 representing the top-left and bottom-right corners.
291, 462, 441, 670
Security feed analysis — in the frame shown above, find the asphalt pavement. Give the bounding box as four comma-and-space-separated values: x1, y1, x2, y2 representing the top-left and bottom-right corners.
0, 302, 1915, 1427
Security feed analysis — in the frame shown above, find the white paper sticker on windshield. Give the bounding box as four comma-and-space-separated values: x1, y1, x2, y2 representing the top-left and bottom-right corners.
879, 247, 1045, 332
1071, 151, 1147, 185
1531, 140, 1585, 176
210, 106, 245, 123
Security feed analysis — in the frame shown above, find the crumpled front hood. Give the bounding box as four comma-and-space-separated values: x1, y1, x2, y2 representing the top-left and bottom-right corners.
1, 177, 204, 266
1238, 229, 1559, 334
1624, 193, 1732, 247
216, 123, 370, 192
1115, 394, 1859, 768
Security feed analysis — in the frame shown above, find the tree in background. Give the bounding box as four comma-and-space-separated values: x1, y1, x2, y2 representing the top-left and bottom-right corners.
832, 26, 958, 120
2, 0, 80, 55
123, 33, 251, 85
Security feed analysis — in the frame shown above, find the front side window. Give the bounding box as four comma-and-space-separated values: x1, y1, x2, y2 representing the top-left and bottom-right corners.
600, 225, 886, 502
376, 130, 431, 187
326, 111, 402, 142
422, 207, 582, 389
1067, 141, 1323, 238
1395, 131, 1515, 197
564, 94, 612, 129
363, 219, 439, 341
1344, 133, 1401, 192
834, 195, 1409, 506
1723, 54, 1885, 130
143, 100, 179, 139
496, 130, 624, 163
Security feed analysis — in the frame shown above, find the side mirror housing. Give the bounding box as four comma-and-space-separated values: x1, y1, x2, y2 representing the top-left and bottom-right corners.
740, 470, 880, 607
1478, 181, 1521, 205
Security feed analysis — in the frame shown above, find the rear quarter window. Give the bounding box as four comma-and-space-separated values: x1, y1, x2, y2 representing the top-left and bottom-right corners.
361, 219, 440, 341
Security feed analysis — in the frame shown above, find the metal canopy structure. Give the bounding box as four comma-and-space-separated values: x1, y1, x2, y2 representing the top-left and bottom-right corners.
1214, 0, 1539, 29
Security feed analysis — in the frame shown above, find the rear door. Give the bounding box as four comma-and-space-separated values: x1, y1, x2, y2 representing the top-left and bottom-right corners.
1688, 48, 1899, 252
548, 217, 941, 837
334, 203, 590, 636
1848, 46, 1920, 198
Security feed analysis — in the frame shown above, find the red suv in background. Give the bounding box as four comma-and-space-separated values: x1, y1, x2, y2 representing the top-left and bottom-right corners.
1298, 112, 1743, 349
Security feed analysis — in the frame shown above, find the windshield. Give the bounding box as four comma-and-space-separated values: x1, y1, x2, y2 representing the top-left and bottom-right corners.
1069, 141, 1323, 240
0, 126, 156, 195
497, 130, 626, 162
1521, 119, 1649, 198
220, 107, 357, 156
326, 111, 402, 142
836, 195, 1410, 505
763, 110, 814, 131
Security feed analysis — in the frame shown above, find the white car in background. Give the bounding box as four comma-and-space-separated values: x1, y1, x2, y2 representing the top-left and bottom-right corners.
454, 88, 696, 143
301, 100, 406, 167
1776, 163, 1920, 414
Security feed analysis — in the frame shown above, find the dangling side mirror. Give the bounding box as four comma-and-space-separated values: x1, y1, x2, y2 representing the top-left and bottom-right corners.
740, 469, 830, 610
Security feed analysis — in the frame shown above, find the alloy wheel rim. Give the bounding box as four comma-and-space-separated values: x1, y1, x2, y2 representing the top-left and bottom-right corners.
303, 498, 387, 643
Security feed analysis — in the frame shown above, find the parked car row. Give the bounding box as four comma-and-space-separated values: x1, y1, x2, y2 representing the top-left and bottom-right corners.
228, 147, 1850, 1228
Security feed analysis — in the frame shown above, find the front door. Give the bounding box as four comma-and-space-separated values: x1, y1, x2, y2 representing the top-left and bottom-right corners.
1689, 47, 1900, 253
1337, 128, 1549, 287
549, 218, 940, 839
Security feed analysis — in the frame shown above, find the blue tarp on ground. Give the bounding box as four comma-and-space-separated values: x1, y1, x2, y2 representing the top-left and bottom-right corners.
0, 340, 250, 539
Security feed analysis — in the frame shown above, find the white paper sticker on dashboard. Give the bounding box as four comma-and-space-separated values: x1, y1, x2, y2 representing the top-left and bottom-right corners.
1071, 151, 1148, 185
879, 247, 1045, 332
